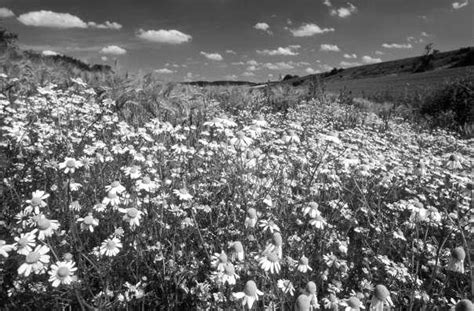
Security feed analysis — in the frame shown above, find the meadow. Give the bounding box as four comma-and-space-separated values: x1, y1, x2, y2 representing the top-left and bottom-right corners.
0, 63, 473, 310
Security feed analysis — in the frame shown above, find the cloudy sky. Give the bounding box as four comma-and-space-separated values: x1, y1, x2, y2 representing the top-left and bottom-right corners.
0, 0, 472, 81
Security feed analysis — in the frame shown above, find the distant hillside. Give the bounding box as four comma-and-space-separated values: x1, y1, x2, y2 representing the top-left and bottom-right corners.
182, 80, 259, 87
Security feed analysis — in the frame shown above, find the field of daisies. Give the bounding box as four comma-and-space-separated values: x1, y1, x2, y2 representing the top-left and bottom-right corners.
0, 72, 472, 310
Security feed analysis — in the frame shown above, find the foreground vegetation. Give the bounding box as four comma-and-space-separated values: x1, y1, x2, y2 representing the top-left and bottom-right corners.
0, 60, 473, 310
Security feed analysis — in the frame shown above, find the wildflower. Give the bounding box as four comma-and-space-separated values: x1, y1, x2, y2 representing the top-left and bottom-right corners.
59, 157, 83, 174
102, 191, 121, 207
124, 166, 142, 179
295, 294, 311, 311
297, 255, 313, 273
258, 251, 281, 274
17, 245, 50, 276
229, 241, 245, 261
277, 279, 295, 296
119, 207, 143, 230
14, 230, 37, 255
48, 260, 77, 287
106, 181, 126, 194
180, 217, 193, 228
342, 297, 365, 310
282, 129, 300, 144
231, 131, 253, 149
220, 262, 239, 285
446, 154, 462, 170
69, 180, 82, 192
370, 285, 394, 310
36, 215, 60, 240
173, 188, 193, 201
453, 299, 474, 311
322, 293, 339, 310
447, 247, 465, 273
93, 202, 107, 212
100, 237, 122, 257
25, 190, 49, 212
309, 213, 327, 229
414, 162, 426, 177
264, 232, 283, 259
232, 280, 263, 310
211, 251, 228, 272
245, 208, 258, 228
0, 240, 15, 258
305, 281, 319, 309
302, 202, 320, 218
69, 200, 82, 211
77, 213, 99, 232
136, 176, 157, 193
259, 219, 280, 233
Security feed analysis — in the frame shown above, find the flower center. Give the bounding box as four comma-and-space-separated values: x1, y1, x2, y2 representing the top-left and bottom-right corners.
244, 281, 257, 296
142, 177, 151, 184
111, 181, 121, 188
233, 242, 243, 252
57, 266, 70, 278
272, 233, 282, 246
107, 191, 118, 199
30, 197, 42, 206
224, 263, 235, 275
267, 252, 279, 262
26, 251, 40, 264
127, 208, 138, 218
347, 297, 361, 308
66, 159, 76, 168
18, 237, 29, 248
299, 256, 308, 265
37, 218, 51, 230
83, 215, 94, 225
247, 208, 257, 219
237, 131, 245, 139
106, 240, 116, 250
306, 282, 317, 294
218, 253, 228, 263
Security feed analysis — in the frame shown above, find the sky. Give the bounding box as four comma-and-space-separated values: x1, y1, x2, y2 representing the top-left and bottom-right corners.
0, 0, 472, 81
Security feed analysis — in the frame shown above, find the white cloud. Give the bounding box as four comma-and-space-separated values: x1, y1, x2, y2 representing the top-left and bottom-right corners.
225, 74, 238, 80
421, 32, 430, 37
257, 45, 300, 56
155, 68, 174, 74
101, 56, 108, 61
0, 8, 15, 18
264, 62, 294, 70
320, 44, 340, 52
226, 49, 236, 54
323, 0, 332, 7
452, 0, 469, 9
330, 3, 357, 18
382, 43, 413, 49
242, 71, 255, 77
100, 45, 127, 55
17, 10, 121, 30
254, 22, 272, 34
137, 29, 192, 44
289, 23, 335, 37
42, 50, 60, 56
343, 53, 357, 59
88, 21, 122, 30
340, 61, 362, 67
375, 50, 384, 55
305, 67, 320, 74
200, 51, 223, 61
247, 60, 259, 66
247, 65, 257, 71
361, 55, 382, 64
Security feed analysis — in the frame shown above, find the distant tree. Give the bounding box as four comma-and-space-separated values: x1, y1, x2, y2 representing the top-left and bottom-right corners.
282, 74, 299, 81
413, 43, 438, 73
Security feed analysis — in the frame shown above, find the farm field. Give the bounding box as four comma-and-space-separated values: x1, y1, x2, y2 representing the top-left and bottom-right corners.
0, 70, 472, 310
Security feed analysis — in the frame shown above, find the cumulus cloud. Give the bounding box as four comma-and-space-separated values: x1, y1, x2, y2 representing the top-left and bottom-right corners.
289, 23, 334, 37
257, 45, 300, 56
361, 55, 382, 64
254, 22, 272, 34
242, 71, 255, 77
323, 0, 332, 7
264, 62, 294, 70
343, 53, 357, 59
100, 45, 127, 55
320, 44, 340, 52
42, 50, 60, 56
375, 50, 384, 55
330, 3, 357, 18
0, 8, 15, 18
452, 0, 469, 9
101, 56, 108, 61
305, 67, 320, 74
382, 43, 412, 49
247, 60, 259, 66
226, 49, 236, 54
137, 29, 192, 44
200, 51, 223, 61
17, 10, 121, 29
155, 68, 174, 74
340, 61, 362, 68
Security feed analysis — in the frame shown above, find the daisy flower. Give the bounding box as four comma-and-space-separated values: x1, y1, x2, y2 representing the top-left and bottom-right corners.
102, 191, 121, 207
229, 241, 245, 262
370, 285, 394, 310
173, 188, 193, 201
36, 215, 60, 240
297, 255, 312, 273
220, 262, 239, 285
77, 213, 100, 232
447, 247, 465, 273
69, 181, 82, 192
136, 176, 158, 193
230, 131, 253, 149
17, 245, 50, 276
305, 281, 319, 309
211, 251, 228, 272
309, 213, 327, 229
59, 157, 83, 174
232, 280, 263, 310
295, 294, 311, 311
14, 230, 37, 255
258, 251, 281, 274
100, 237, 122, 257
48, 260, 77, 287
277, 279, 295, 296
69, 200, 82, 212
119, 207, 143, 230
446, 154, 462, 170
342, 296, 365, 311
259, 219, 280, 233
123, 166, 142, 179
264, 232, 283, 259
25, 190, 49, 213
105, 181, 126, 194
302, 202, 320, 218
0, 240, 15, 258
245, 208, 258, 228
282, 130, 300, 144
